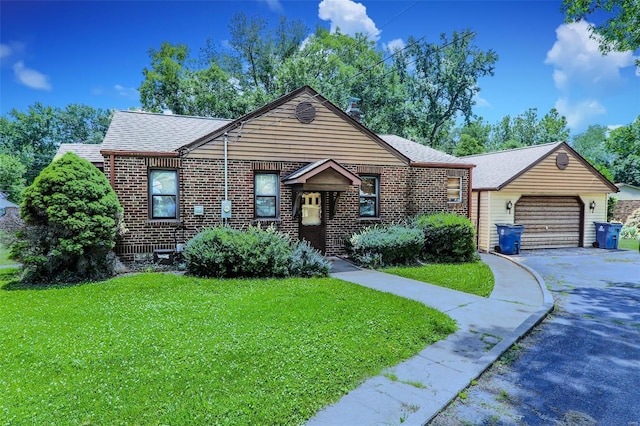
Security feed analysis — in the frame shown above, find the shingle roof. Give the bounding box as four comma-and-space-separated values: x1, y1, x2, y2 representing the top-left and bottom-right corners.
463, 142, 563, 190
101, 110, 231, 152
55, 143, 104, 164
378, 134, 472, 166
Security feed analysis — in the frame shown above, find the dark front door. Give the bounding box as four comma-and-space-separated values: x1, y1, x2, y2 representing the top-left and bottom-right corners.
298, 192, 326, 253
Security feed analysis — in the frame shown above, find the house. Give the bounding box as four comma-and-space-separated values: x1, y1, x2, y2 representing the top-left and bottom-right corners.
55, 143, 105, 170
465, 142, 618, 252
611, 183, 640, 223
98, 86, 474, 262
0, 194, 21, 233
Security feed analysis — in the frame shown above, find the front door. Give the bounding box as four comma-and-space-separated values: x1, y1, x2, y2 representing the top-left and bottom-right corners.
298, 192, 326, 253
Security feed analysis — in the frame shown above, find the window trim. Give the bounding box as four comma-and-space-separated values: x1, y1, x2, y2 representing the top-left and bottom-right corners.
149, 169, 179, 220
359, 175, 380, 218
254, 172, 280, 219
447, 176, 463, 204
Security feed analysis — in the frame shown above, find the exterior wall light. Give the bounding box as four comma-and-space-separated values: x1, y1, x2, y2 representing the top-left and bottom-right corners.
590, 200, 596, 212
506, 200, 513, 213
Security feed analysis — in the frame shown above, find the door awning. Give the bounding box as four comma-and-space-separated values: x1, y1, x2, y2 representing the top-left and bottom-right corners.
282, 159, 362, 192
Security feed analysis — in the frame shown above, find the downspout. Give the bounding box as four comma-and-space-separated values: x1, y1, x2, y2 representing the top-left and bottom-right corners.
467, 167, 473, 219
223, 132, 229, 225
476, 191, 481, 250
109, 153, 115, 188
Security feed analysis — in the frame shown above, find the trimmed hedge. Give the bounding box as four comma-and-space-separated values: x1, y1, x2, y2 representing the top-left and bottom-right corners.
413, 213, 477, 263
184, 225, 330, 278
346, 224, 424, 268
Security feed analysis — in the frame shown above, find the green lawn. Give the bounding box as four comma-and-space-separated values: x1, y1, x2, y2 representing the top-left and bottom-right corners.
0, 271, 456, 425
383, 261, 495, 297
619, 238, 640, 251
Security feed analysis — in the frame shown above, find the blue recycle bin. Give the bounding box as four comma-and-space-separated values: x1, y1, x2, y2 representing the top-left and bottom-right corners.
594, 222, 623, 249
496, 223, 525, 255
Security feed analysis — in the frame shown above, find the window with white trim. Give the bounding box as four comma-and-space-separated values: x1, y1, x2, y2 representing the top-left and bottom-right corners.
359, 175, 380, 217
255, 173, 279, 218
150, 169, 178, 219
447, 177, 462, 203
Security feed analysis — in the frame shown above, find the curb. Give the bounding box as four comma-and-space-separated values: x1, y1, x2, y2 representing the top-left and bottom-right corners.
422, 252, 555, 425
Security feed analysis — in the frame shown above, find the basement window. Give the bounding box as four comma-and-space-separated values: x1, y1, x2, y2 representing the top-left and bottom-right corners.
150, 170, 178, 219
447, 177, 462, 203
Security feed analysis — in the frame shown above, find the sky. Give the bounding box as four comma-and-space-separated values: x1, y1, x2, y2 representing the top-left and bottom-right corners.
1, 0, 639, 135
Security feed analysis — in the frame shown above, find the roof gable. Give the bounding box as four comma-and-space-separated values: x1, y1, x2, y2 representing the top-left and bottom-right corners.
466, 142, 617, 193
283, 159, 361, 186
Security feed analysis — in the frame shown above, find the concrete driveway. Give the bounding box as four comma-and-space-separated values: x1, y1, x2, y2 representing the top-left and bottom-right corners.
431, 248, 640, 425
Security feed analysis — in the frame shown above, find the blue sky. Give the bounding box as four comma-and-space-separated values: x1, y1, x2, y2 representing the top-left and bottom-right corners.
1, 0, 638, 134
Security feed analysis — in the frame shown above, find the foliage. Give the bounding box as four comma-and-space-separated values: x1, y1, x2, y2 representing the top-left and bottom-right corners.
346, 224, 424, 268
0, 103, 112, 186
486, 108, 570, 151
620, 225, 638, 240
0, 272, 455, 425
16, 152, 123, 283
289, 240, 331, 277
454, 133, 485, 156
607, 196, 617, 222
562, 0, 640, 56
184, 225, 292, 278
0, 153, 26, 202
624, 207, 640, 230
607, 116, 640, 186
397, 30, 498, 146
571, 124, 611, 169
384, 261, 494, 297
413, 213, 477, 263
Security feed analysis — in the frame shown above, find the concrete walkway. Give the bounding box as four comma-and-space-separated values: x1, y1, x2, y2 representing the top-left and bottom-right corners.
308, 253, 553, 426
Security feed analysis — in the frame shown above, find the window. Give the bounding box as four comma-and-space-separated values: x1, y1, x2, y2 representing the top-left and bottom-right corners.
150, 170, 178, 219
255, 173, 279, 218
359, 176, 379, 217
447, 177, 462, 203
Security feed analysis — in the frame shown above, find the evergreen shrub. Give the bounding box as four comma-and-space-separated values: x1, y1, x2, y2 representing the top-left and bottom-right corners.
346, 224, 423, 268
413, 213, 477, 263
289, 240, 331, 277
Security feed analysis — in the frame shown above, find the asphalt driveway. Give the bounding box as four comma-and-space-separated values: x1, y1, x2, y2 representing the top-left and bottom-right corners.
431, 248, 640, 425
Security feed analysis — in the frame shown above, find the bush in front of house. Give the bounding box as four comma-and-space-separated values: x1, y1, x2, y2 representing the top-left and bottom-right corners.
15, 152, 125, 283
184, 225, 292, 278
346, 224, 424, 268
289, 240, 331, 277
413, 213, 477, 263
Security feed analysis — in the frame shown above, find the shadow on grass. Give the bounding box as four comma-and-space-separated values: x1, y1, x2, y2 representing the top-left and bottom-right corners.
0, 268, 108, 291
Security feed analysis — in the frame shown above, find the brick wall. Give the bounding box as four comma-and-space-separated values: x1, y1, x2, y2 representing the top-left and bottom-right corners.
107, 155, 470, 261
614, 200, 640, 224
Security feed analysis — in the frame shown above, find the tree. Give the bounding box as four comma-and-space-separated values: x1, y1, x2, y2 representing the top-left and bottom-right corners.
16, 152, 124, 283
606, 116, 640, 186
562, 0, 640, 55
454, 134, 484, 156
0, 154, 26, 202
572, 124, 611, 167
0, 104, 112, 185
397, 30, 498, 146
538, 108, 570, 143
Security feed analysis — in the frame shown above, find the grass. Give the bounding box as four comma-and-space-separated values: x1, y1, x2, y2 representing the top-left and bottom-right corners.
383, 261, 495, 297
0, 242, 17, 266
619, 238, 640, 251
0, 271, 456, 425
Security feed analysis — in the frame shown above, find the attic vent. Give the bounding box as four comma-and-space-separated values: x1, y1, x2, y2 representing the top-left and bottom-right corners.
295, 101, 316, 124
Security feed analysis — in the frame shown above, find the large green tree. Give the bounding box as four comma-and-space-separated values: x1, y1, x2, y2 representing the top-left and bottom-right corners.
606, 116, 640, 186
0, 154, 26, 202
397, 30, 498, 146
17, 152, 124, 283
562, 0, 640, 55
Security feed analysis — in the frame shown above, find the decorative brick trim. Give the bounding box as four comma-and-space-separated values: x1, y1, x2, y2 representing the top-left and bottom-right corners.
251, 161, 283, 171
356, 165, 384, 174
146, 157, 181, 168
447, 169, 466, 177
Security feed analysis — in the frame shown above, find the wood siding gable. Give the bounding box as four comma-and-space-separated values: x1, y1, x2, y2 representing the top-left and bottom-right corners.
501, 143, 617, 194
183, 87, 408, 166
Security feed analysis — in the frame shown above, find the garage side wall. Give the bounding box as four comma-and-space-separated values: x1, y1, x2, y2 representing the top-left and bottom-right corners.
581, 193, 609, 246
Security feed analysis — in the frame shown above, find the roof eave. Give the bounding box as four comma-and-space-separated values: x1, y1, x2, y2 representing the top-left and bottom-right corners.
410, 161, 475, 169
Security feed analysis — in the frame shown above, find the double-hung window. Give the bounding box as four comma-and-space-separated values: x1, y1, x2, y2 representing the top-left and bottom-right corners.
359, 175, 380, 217
255, 173, 279, 218
447, 177, 462, 203
150, 170, 178, 219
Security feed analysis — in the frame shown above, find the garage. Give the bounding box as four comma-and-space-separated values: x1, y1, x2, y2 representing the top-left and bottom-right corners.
466, 142, 618, 252
514, 196, 582, 249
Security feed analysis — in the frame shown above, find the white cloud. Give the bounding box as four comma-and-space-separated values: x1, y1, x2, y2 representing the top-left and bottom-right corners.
114, 84, 138, 99
383, 38, 405, 53
260, 0, 283, 13
545, 21, 636, 93
0, 44, 11, 59
473, 92, 491, 108
318, 0, 381, 41
12, 61, 51, 90
554, 97, 606, 130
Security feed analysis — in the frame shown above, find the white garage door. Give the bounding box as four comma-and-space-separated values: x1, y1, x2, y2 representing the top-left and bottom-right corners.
514, 196, 582, 249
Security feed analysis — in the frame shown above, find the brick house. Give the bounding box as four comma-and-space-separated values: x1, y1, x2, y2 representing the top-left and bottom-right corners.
99, 86, 473, 261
